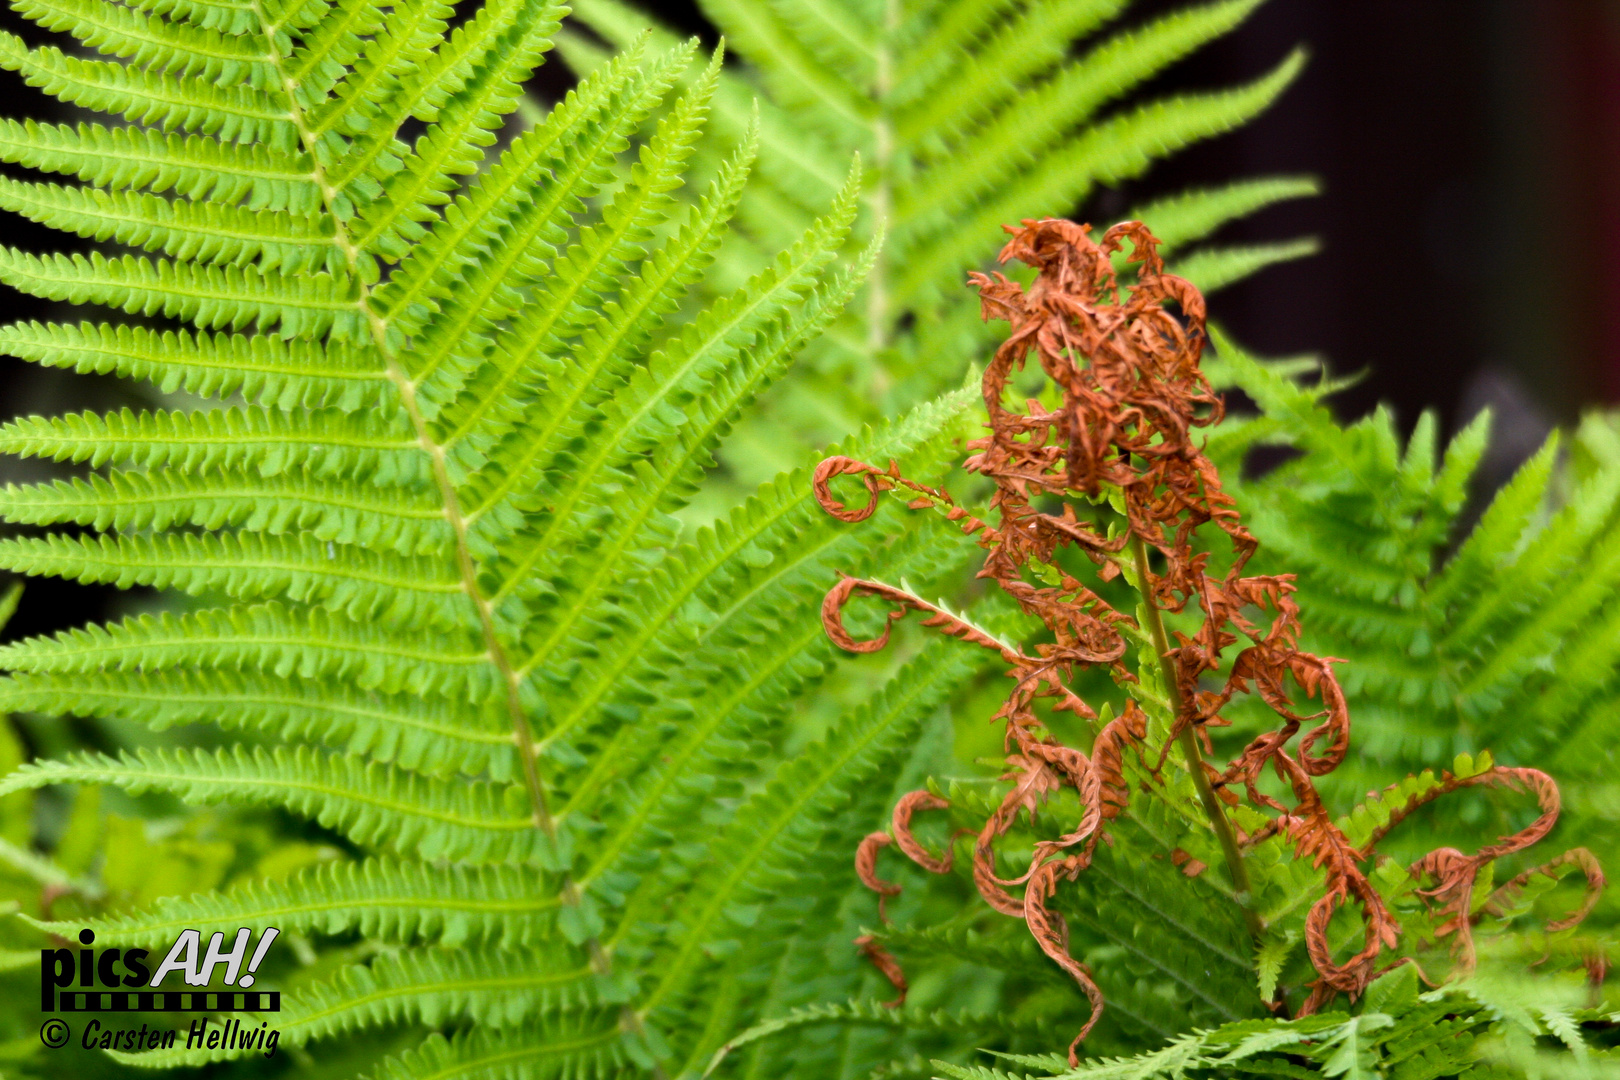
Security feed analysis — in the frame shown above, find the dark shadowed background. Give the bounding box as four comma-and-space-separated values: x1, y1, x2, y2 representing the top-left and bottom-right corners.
0, 0, 1616, 639
632, 1, 1620, 431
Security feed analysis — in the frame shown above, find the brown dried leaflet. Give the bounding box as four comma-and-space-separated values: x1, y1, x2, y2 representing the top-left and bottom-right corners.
815, 219, 1602, 1061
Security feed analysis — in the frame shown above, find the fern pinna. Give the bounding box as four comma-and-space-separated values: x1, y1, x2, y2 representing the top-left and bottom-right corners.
810, 220, 1603, 1064
0, 0, 1004, 1073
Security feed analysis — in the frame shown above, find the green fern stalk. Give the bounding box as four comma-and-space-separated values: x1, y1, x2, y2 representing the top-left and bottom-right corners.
1129, 532, 1261, 943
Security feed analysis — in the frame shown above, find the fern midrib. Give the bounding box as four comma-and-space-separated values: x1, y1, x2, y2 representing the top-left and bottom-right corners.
276, 962, 595, 1041
247, 0, 550, 836
15, 678, 510, 745
250, 6, 660, 1060
40, 754, 531, 830
87, 889, 558, 941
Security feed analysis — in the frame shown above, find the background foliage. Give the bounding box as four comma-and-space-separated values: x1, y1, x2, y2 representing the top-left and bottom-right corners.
560, 0, 1317, 504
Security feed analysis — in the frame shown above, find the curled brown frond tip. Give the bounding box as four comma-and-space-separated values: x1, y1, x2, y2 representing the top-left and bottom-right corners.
854, 935, 907, 1008
817, 218, 1601, 1059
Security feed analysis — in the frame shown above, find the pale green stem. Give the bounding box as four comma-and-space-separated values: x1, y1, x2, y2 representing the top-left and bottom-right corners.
1129, 534, 1264, 943
865, 0, 898, 394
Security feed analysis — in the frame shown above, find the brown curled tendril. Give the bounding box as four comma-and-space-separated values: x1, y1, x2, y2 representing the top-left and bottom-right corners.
854, 935, 908, 1007
855, 832, 902, 922
816, 218, 1601, 1058
812, 457, 889, 523
1483, 847, 1606, 934
1399, 767, 1563, 976
821, 576, 1031, 662
892, 790, 954, 874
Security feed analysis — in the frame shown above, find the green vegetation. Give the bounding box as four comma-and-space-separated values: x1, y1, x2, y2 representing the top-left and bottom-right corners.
0, 1, 1606, 1078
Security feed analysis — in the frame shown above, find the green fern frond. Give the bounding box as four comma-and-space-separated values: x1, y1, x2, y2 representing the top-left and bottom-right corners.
0, 119, 322, 210
635, 640, 981, 1014
1124, 177, 1319, 253
117, 944, 605, 1065
0, 464, 450, 552
0, 530, 461, 622
1170, 238, 1320, 293
899, 48, 1305, 307
1210, 330, 1620, 985
895, 0, 1272, 224
0, 247, 362, 337
932, 978, 1527, 1080
526, 386, 975, 778
706, 999, 1048, 1080
0, 0, 1012, 1069
24, 857, 555, 946
0, 668, 516, 777
1, 0, 1571, 1075
0, 407, 417, 477
0, 174, 335, 270
0, 30, 294, 143
0, 747, 551, 864
0, 321, 387, 408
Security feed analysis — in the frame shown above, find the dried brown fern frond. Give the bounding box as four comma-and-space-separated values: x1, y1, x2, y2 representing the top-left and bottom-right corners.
814, 219, 1600, 1061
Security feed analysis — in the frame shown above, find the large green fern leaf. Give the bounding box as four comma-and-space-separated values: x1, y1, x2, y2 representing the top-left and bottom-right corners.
0, 0, 1001, 1072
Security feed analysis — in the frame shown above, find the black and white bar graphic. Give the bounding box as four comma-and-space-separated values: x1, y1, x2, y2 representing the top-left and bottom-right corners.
54, 991, 281, 1013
